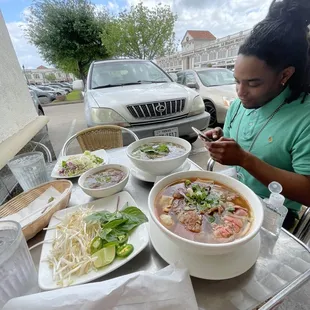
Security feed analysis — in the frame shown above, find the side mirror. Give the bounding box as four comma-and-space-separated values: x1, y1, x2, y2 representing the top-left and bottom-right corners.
73, 80, 84, 91
186, 83, 199, 89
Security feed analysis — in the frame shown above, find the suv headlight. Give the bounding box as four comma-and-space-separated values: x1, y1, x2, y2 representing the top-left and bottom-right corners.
91, 108, 130, 127
223, 96, 235, 107
189, 95, 205, 116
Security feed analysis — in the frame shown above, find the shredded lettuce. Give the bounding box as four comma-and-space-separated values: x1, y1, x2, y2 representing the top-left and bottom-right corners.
58, 151, 104, 176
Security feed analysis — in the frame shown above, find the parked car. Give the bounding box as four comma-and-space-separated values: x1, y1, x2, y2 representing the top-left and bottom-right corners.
29, 90, 44, 115
36, 85, 66, 96
60, 82, 73, 89
28, 85, 55, 104
48, 83, 71, 94
176, 68, 237, 127
73, 59, 209, 142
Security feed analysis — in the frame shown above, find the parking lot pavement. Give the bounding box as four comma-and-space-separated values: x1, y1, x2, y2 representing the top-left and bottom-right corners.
43, 102, 226, 171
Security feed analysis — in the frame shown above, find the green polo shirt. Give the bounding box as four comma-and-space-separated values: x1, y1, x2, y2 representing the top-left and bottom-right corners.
223, 87, 310, 211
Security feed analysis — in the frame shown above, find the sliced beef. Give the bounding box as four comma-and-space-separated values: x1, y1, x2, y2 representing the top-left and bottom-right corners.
178, 210, 202, 233
171, 199, 186, 215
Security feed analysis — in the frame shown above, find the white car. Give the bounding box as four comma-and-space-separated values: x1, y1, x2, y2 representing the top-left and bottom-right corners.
38, 85, 66, 96
177, 69, 237, 127
73, 59, 210, 142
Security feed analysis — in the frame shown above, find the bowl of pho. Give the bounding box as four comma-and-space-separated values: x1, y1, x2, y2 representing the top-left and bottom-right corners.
148, 171, 263, 255
126, 136, 191, 176
78, 164, 129, 198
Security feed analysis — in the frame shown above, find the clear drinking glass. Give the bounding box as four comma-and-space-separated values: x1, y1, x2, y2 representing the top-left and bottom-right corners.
8, 152, 49, 191
0, 221, 39, 308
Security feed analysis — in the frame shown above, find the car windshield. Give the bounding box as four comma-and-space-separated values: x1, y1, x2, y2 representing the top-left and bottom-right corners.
197, 69, 235, 87
91, 61, 172, 89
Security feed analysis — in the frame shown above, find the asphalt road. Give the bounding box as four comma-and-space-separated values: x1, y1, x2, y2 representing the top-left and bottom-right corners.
43, 102, 222, 171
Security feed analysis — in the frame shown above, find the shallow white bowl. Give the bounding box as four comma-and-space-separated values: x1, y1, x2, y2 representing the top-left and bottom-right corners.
78, 164, 129, 198
126, 136, 192, 176
148, 170, 264, 255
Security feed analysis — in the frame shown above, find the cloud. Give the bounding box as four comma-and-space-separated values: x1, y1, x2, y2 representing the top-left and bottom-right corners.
5, 21, 48, 69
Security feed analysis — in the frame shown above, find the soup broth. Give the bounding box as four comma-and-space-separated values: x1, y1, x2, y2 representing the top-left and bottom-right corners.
131, 142, 186, 160
155, 178, 253, 244
84, 168, 125, 189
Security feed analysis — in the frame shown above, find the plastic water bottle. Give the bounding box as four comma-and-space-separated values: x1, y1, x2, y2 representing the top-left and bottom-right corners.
262, 182, 288, 238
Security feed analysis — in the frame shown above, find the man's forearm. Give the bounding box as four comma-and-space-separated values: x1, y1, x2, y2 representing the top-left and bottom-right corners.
241, 152, 310, 206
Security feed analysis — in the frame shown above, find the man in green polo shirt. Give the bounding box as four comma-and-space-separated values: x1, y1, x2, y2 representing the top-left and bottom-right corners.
204, 0, 310, 230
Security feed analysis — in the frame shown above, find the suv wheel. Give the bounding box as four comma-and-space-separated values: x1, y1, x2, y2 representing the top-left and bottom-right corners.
204, 101, 217, 128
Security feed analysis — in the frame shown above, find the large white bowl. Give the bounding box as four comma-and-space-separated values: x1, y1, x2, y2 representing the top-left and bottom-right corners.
126, 136, 192, 176
78, 164, 129, 198
148, 170, 264, 255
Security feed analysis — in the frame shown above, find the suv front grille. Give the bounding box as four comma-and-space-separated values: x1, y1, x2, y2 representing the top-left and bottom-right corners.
127, 99, 186, 119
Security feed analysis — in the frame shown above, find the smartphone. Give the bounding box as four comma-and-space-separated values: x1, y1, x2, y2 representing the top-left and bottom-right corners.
191, 127, 213, 142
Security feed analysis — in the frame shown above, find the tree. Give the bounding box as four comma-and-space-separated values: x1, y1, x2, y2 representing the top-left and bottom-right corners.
45, 73, 56, 82
101, 2, 177, 60
25, 0, 110, 80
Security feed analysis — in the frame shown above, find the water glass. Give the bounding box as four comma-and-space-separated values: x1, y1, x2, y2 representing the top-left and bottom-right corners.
8, 152, 49, 191
0, 221, 39, 308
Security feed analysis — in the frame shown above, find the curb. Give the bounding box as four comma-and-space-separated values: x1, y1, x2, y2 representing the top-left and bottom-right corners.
43, 100, 83, 107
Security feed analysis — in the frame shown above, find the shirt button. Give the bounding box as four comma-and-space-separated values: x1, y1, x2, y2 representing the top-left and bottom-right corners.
249, 122, 253, 126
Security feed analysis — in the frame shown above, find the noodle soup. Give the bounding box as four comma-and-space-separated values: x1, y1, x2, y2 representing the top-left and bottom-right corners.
131, 142, 186, 161
155, 178, 253, 244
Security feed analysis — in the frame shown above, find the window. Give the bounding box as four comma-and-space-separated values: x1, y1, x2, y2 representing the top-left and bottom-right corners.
201, 53, 208, 62
218, 49, 227, 59
91, 61, 171, 89
177, 72, 184, 84
197, 69, 235, 87
185, 73, 196, 85
228, 47, 238, 57
194, 55, 201, 63
209, 51, 217, 60
34, 73, 41, 79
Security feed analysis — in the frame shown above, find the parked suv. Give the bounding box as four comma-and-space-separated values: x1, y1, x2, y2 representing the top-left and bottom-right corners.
73, 59, 209, 141
177, 69, 237, 127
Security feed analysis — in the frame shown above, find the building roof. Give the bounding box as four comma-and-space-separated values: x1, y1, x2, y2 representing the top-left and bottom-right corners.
183, 30, 216, 42
188, 30, 216, 40
37, 65, 48, 69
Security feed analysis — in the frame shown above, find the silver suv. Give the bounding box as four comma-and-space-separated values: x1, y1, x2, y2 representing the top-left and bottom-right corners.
73, 59, 210, 141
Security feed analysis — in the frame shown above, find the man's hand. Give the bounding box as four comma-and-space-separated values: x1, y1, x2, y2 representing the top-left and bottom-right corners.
203, 127, 223, 141
204, 137, 248, 166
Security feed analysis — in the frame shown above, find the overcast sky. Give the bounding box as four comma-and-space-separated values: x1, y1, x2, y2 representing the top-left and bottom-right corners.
1, 0, 272, 69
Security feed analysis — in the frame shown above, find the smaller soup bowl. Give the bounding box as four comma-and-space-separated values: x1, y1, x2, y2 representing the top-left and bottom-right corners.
148, 171, 264, 255
126, 136, 192, 176
78, 164, 130, 198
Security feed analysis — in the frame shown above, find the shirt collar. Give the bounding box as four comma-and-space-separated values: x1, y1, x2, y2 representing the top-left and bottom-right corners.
244, 87, 291, 117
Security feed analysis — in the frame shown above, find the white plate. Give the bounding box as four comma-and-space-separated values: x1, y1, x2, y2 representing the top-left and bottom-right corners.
38, 191, 149, 290
130, 159, 191, 183
149, 217, 261, 280
51, 149, 109, 179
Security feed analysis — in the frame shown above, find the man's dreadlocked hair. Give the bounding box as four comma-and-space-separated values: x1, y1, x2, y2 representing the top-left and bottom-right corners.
239, 0, 310, 103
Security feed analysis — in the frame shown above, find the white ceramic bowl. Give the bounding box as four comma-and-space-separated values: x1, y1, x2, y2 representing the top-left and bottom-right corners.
78, 164, 129, 198
126, 136, 192, 176
148, 170, 264, 255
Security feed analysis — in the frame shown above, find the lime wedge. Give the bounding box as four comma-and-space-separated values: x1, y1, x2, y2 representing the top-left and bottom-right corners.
92, 245, 116, 268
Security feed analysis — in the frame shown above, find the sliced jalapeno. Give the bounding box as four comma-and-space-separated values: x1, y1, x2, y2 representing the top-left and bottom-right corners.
116, 244, 134, 258
90, 236, 103, 255
117, 233, 128, 245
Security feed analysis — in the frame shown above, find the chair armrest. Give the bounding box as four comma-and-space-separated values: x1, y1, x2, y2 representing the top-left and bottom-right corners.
206, 158, 215, 171
293, 207, 310, 245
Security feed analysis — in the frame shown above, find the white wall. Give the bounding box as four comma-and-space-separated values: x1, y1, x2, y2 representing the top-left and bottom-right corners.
0, 11, 37, 144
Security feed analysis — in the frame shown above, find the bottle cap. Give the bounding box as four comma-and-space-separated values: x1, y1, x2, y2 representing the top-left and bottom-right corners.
268, 182, 285, 208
